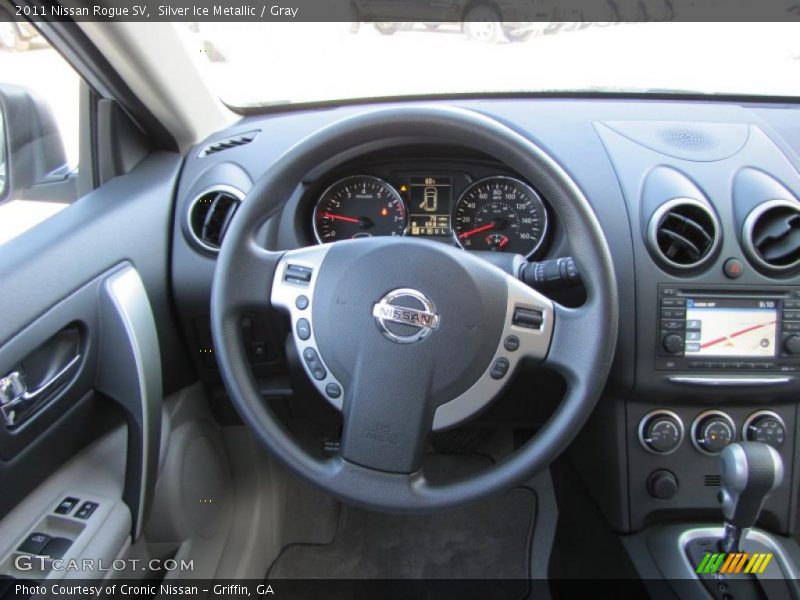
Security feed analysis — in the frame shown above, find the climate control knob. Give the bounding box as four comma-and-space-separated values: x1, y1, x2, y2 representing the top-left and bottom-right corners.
744, 411, 786, 449
692, 411, 735, 455
639, 411, 684, 454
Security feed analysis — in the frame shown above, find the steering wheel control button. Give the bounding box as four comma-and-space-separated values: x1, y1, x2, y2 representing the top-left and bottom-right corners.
490, 357, 510, 380
503, 335, 520, 352
296, 319, 311, 341
325, 383, 342, 399
512, 307, 543, 329
284, 264, 313, 285
54, 496, 80, 515
295, 295, 309, 310
18, 532, 51, 555
75, 501, 99, 520
302, 348, 327, 380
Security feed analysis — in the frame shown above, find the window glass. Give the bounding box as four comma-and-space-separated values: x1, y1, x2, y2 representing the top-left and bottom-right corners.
0, 22, 80, 245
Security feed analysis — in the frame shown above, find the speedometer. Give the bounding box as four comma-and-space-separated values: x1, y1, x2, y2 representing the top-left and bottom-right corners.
313, 176, 407, 243
453, 176, 548, 257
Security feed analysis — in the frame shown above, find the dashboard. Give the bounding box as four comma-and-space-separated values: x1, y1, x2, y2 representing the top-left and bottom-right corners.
170, 97, 800, 538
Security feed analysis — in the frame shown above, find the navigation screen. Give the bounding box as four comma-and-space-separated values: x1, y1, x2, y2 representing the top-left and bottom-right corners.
407, 176, 452, 237
684, 298, 778, 357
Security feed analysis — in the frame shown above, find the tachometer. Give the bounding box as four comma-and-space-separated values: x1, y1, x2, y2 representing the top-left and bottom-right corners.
313, 176, 407, 243
453, 176, 548, 257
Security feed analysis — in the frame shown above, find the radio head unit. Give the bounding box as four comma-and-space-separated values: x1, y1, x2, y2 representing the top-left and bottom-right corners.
657, 285, 800, 372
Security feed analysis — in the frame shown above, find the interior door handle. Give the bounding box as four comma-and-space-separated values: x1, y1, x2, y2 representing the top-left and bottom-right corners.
0, 354, 81, 427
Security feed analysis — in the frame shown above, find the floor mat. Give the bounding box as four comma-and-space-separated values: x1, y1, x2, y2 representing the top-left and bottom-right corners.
267, 456, 537, 582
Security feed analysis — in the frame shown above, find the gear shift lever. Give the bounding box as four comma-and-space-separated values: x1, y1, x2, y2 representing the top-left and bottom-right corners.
719, 442, 783, 552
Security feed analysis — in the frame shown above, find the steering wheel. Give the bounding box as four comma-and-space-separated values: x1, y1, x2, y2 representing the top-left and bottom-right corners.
211, 106, 618, 512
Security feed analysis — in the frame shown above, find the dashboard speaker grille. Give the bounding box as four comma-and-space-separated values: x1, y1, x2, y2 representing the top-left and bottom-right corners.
188, 187, 243, 252
744, 200, 800, 274
648, 199, 719, 270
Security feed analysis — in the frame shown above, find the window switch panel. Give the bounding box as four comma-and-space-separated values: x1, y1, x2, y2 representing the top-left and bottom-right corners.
17, 532, 51, 555
75, 501, 98, 519
41, 537, 72, 559
54, 496, 80, 515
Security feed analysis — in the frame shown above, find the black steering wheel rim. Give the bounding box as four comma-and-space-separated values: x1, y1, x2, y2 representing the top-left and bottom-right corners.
211, 105, 618, 513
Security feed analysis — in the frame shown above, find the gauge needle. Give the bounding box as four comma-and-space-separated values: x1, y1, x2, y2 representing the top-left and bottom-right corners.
322, 212, 359, 224
321, 212, 374, 229
458, 223, 495, 239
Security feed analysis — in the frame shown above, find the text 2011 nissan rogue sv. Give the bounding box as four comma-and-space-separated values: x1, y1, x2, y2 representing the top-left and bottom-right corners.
0, 6, 799, 599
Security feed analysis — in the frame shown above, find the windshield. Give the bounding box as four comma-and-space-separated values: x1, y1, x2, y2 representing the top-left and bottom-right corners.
176, 22, 799, 108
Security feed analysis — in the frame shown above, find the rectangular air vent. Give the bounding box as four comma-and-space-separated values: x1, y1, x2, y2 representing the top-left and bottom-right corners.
198, 130, 259, 157
704, 475, 721, 487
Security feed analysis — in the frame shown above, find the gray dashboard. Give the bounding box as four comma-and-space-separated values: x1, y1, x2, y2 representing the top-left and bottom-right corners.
170, 96, 800, 534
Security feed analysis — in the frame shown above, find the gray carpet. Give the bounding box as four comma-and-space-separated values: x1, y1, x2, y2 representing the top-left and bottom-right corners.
268, 456, 537, 581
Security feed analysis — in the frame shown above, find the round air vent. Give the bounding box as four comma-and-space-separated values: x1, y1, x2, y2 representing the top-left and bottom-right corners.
742, 199, 800, 275
647, 198, 720, 271
187, 186, 244, 253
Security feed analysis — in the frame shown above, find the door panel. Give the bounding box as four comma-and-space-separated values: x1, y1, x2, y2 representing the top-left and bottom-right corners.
0, 152, 190, 528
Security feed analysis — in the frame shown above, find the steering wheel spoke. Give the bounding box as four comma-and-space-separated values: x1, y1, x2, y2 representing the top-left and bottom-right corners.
545, 300, 605, 386
224, 240, 284, 312
340, 353, 435, 474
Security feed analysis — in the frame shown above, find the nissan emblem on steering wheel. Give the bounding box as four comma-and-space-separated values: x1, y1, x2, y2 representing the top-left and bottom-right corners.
372, 288, 440, 344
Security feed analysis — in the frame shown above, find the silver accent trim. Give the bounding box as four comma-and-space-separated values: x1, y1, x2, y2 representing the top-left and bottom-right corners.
637, 409, 685, 455
186, 184, 246, 253
270, 245, 345, 411
312, 175, 408, 245
372, 288, 439, 344
691, 409, 736, 456
270, 245, 554, 429
742, 410, 787, 443
742, 199, 800, 274
646, 197, 721, 271
669, 376, 792, 386
432, 273, 554, 430
452, 176, 549, 259
103, 267, 162, 540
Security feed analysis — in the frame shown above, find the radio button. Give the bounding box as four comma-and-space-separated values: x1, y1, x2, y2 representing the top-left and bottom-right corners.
661, 308, 686, 319
661, 288, 678, 297
783, 335, 800, 355
662, 320, 685, 331
783, 310, 800, 321
662, 334, 685, 355
661, 298, 687, 307
784, 300, 800, 309
784, 322, 800, 332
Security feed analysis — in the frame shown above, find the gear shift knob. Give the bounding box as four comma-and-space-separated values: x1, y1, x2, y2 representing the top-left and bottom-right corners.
719, 442, 783, 552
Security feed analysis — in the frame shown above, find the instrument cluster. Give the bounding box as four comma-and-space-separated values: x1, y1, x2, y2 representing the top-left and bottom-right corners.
311, 171, 549, 258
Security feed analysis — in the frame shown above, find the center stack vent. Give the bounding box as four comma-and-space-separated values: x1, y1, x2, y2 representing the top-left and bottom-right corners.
647, 198, 720, 272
